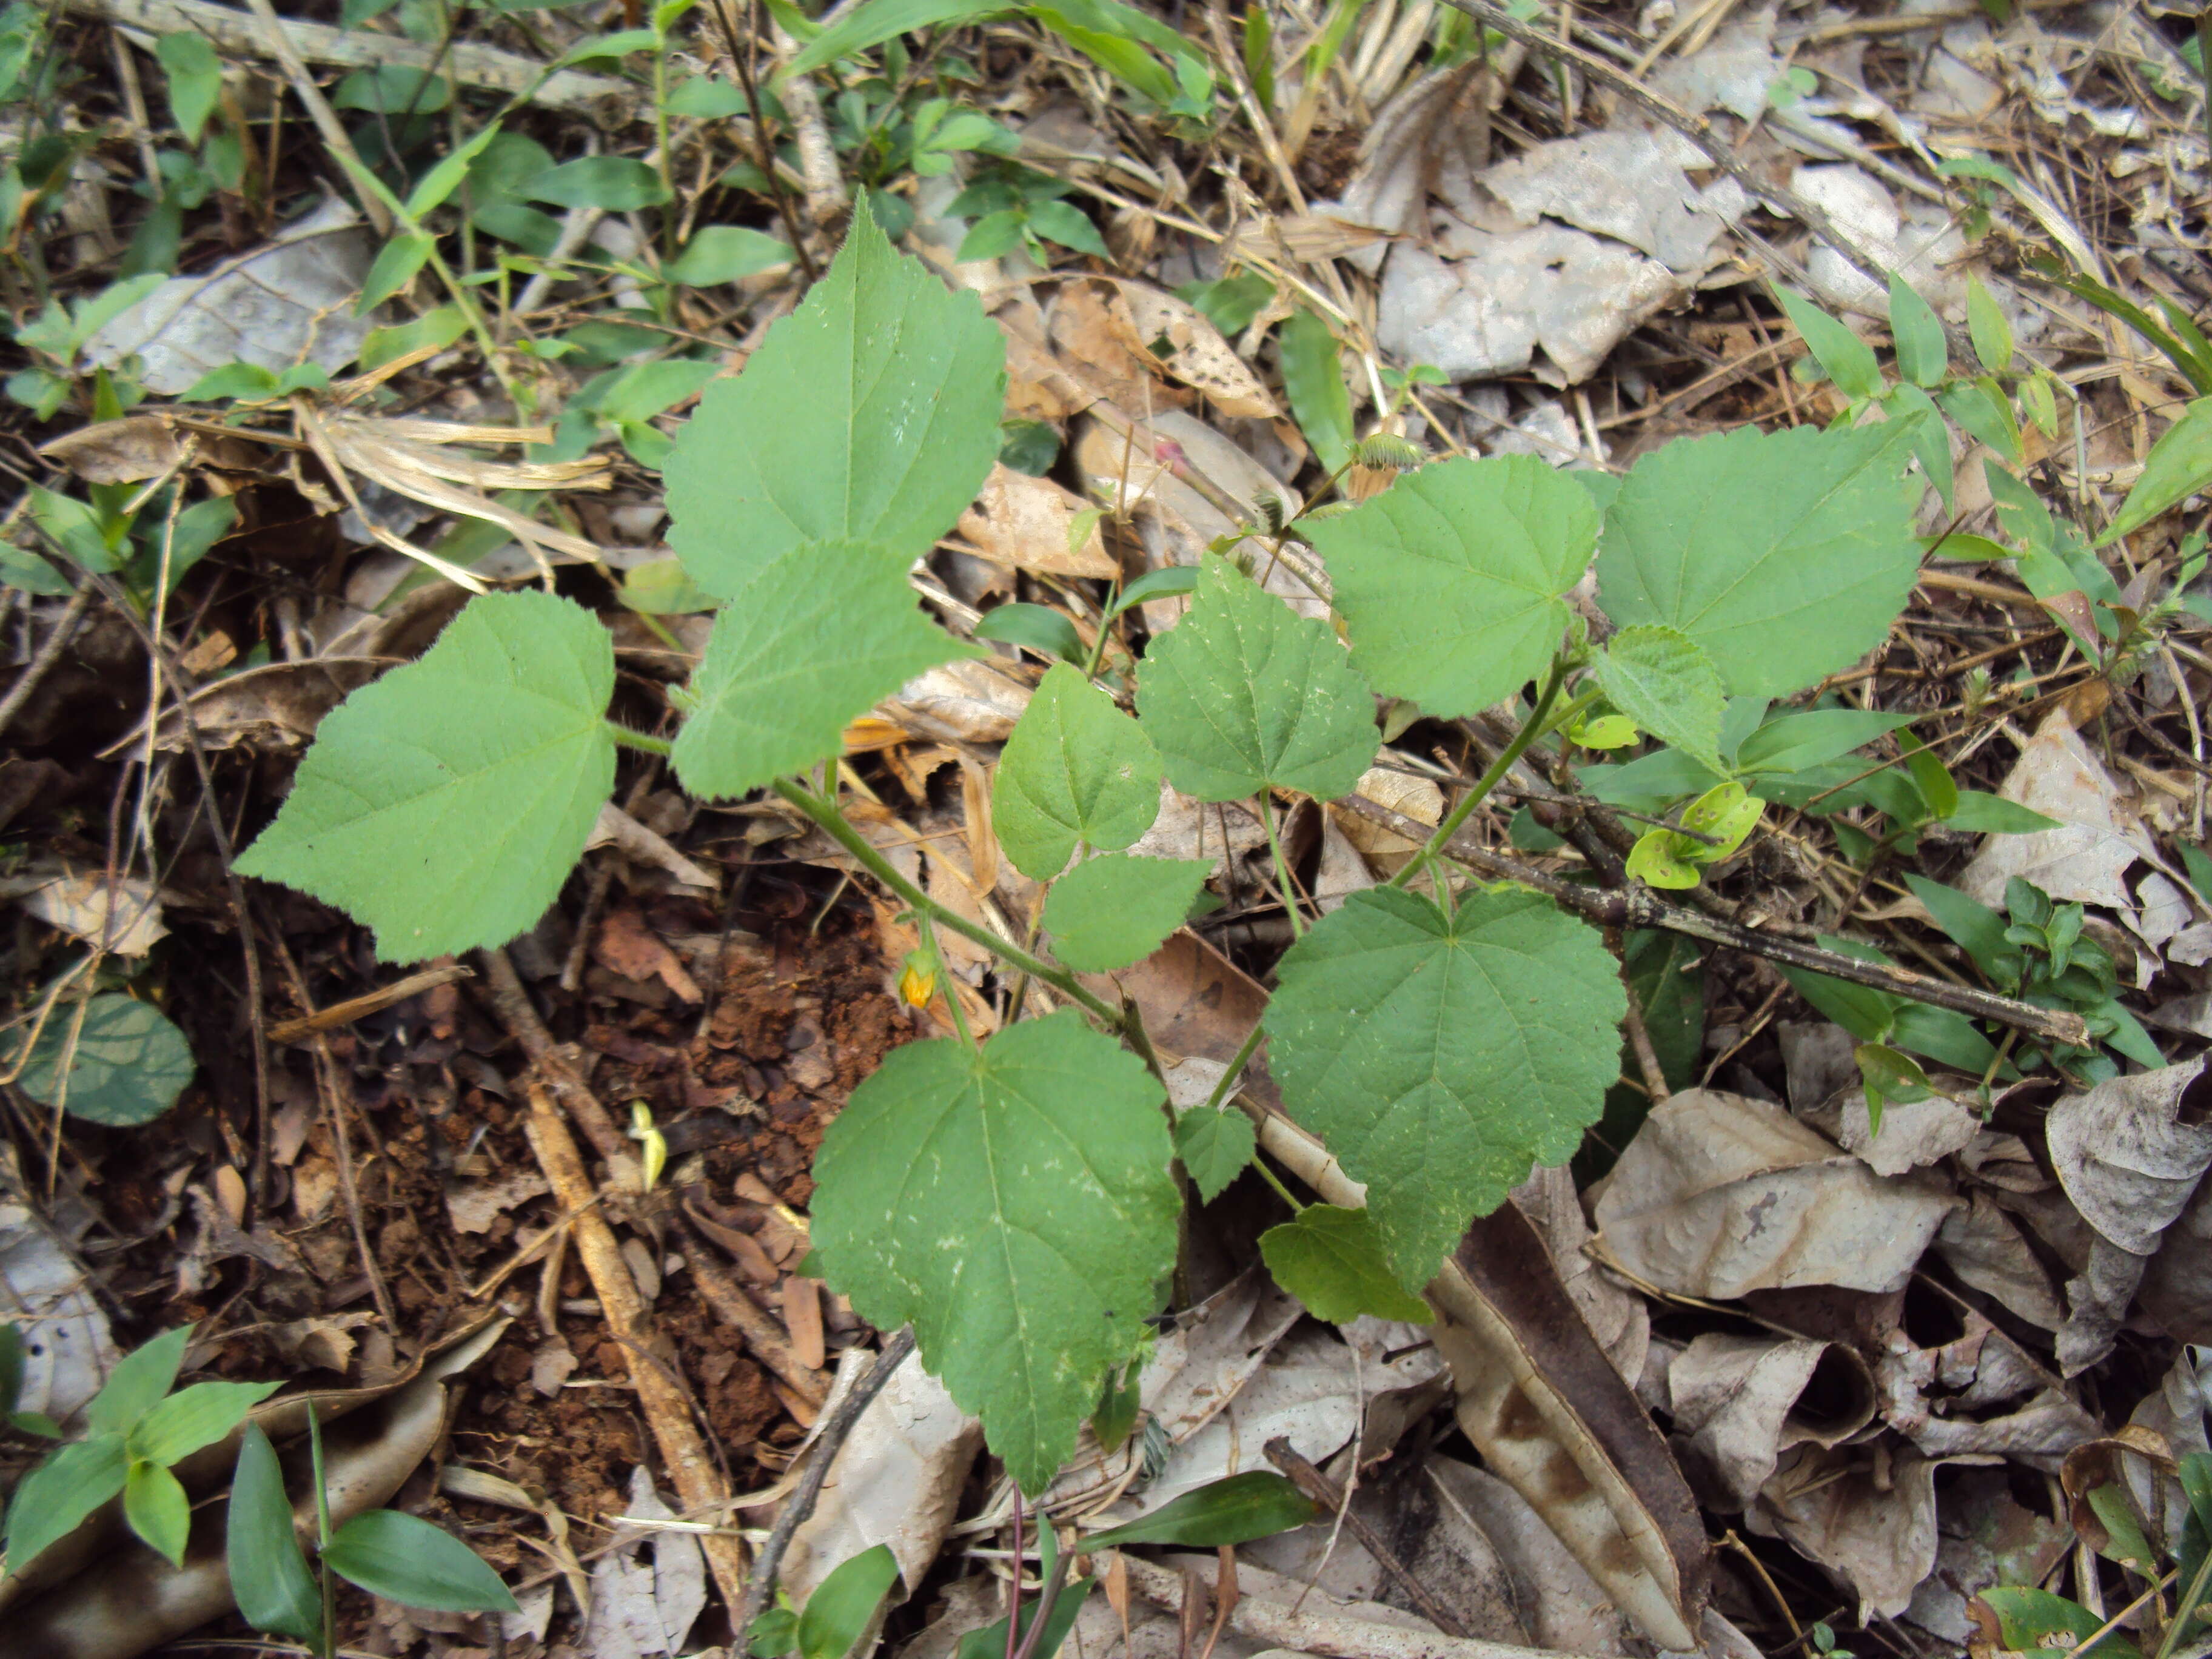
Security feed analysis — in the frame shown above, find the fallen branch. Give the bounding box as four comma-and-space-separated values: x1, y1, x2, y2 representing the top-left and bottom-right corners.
1263, 1438, 1472, 1639
64, 0, 637, 116
523, 1079, 751, 1615
1340, 792, 2093, 1048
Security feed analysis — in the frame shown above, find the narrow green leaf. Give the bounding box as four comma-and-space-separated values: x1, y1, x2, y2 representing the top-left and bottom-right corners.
951, 1575, 1094, 1659
811, 1011, 1179, 1492
324, 1509, 520, 1613
2102, 398, 2212, 544
1940, 378, 2022, 464
125, 1458, 191, 1567
1594, 422, 1921, 698
1261, 1204, 1435, 1322
88, 1325, 193, 1435
1886, 275, 1947, 388
786, 0, 1007, 76
670, 540, 976, 802
1136, 554, 1377, 803
358, 231, 434, 314
2085, 1484, 2157, 1574
1174, 1107, 1255, 1202
1735, 709, 1916, 775
1775, 288, 1883, 402
1966, 276, 2014, 374
17, 994, 194, 1125
1094, 1359, 1144, 1453
797, 1544, 901, 1659
1305, 454, 1595, 720
403, 122, 504, 220
1943, 791, 2060, 834
1262, 885, 1626, 1290
1975, 1589, 2140, 1659
974, 602, 1085, 663
1041, 854, 1209, 972
129, 1379, 283, 1466
1026, 198, 1107, 257
1902, 874, 2022, 987
1278, 310, 1354, 473
229, 1424, 321, 1643
668, 225, 796, 286
1080, 1472, 1317, 1550
525, 156, 669, 210
1108, 565, 1200, 616
993, 662, 1162, 880
665, 195, 1005, 598
1590, 625, 1725, 774
235, 591, 617, 963
156, 33, 221, 145
1885, 383, 1954, 513
4, 1432, 129, 1570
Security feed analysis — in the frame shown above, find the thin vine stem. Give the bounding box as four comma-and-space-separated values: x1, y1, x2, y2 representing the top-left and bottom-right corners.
1257, 790, 1305, 937
771, 777, 1125, 1030
1389, 655, 1569, 891
608, 725, 674, 756
1201, 1021, 1267, 1113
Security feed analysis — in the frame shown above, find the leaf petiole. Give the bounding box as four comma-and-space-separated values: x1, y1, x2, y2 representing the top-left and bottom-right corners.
771, 777, 1125, 1030
1389, 654, 1569, 891
608, 723, 675, 756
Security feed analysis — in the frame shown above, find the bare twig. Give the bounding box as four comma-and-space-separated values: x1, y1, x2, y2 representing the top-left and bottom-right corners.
266, 963, 472, 1044
734, 1325, 919, 1635
668, 1202, 831, 1408
525, 1081, 749, 1614
1262, 1438, 1472, 1638
1339, 792, 2093, 1047
0, 585, 93, 740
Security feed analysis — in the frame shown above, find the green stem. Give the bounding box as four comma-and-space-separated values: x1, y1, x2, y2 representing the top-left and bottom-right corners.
772, 777, 1125, 1030
308, 1402, 335, 1659
1251, 1151, 1306, 1213
1258, 790, 1305, 937
1389, 655, 1569, 891
2151, 1537, 2212, 1659
654, 39, 675, 261
1201, 1021, 1266, 1113
608, 723, 675, 756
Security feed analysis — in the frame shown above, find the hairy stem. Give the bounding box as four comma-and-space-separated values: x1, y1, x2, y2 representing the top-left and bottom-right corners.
608, 724, 674, 756
1258, 789, 1305, 936
1202, 1021, 1267, 1114
1390, 656, 1568, 890
771, 777, 1124, 1030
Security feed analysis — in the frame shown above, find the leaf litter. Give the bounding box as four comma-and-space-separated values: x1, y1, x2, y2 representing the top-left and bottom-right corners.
5, 0, 2212, 1653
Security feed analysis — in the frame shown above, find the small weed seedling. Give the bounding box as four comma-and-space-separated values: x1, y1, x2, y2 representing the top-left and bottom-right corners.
2, 1324, 279, 1573
227, 1403, 517, 1658
230, 201, 2182, 1498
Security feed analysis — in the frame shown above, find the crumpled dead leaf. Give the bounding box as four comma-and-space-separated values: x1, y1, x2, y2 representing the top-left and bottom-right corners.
1667, 1333, 1876, 1510
1902, 1467, 2071, 1644
1592, 1089, 1957, 1298
1483, 128, 1746, 273
1749, 1442, 1945, 1620
956, 463, 1121, 580
38, 415, 184, 484
580, 1468, 708, 1659
1103, 280, 1281, 418
0, 869, 167, 955
84, 197, 377, 393
0, 1143, 118, 1426
1960, 708, 2156, 914
2046, 1055, 2212, 1255
785, 1344, 983, 1601
1934, 1193, 2068, 1331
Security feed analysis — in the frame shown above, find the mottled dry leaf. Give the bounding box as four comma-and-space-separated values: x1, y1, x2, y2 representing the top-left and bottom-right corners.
957, 464, 1119, 578
1592, 1090, 1957, 1298
38, 415, 183, 483
1749, 1443, 1939, 1620
1106, 281, 1281, 418
1667, 1333, 1874, 1510
1960, 708, 2155, 913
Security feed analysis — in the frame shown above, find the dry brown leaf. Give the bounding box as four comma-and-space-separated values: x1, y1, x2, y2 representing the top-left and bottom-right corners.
1749, 1443, 1940, 1620
1934, 1193, 2068, 1331
783, 1275, 826, 1372
1592, 1089, 1957, 1299
1103, 280, 1281, 419
1959, 707, 2156, 913
1050, 281, 1193, 414
1667, 1334, 1875, 1511
2046, 1054, 2212, 1255
956, 463, 1120, 579
100, 658, 386, 759
592, 906, 703, 1004
38, 415, 184, 483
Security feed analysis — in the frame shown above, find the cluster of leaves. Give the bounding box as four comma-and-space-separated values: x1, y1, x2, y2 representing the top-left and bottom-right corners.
1976, 1453, 2212, 1659
229, 204, 2029, 1493
227, 1407, 517, 1649
3, 1325, 279, 1572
